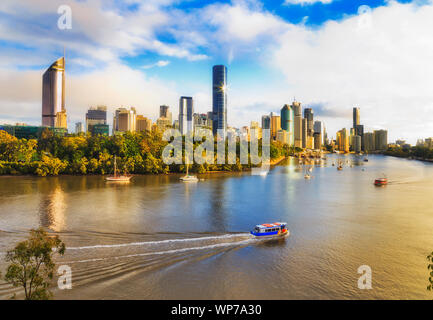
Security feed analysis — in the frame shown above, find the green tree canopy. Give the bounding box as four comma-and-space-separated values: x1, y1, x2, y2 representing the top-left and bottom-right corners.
4, 228, 66, 300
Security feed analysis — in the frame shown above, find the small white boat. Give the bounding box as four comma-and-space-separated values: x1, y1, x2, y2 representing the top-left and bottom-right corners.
106, 156, 132, 182
257, 170, 268, 176
180, 162, 198, 182
304, 174, 311, 179
180, 175, 199, 182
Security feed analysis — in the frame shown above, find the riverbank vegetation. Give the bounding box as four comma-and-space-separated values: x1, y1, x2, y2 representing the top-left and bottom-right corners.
384, 145, 433, 161
0, 129, 292, 176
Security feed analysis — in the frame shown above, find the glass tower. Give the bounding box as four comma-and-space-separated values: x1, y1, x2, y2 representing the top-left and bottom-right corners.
212, 65, 227, 137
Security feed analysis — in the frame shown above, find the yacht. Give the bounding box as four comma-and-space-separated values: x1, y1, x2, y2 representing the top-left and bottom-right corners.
180, 162, 198, 182
105, 156, 132, 182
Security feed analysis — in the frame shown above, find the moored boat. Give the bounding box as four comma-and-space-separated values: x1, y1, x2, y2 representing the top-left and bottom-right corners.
105, 156, 132, 182
250, 222, 289, 238
374, 177, 388, 186
180, 162, 198, 182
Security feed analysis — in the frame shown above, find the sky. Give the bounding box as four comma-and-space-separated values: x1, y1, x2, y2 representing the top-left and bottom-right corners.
0, 0, 432, 144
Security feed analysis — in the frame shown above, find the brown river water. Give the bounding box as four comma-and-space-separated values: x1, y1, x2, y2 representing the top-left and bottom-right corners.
0, 154, 432, 299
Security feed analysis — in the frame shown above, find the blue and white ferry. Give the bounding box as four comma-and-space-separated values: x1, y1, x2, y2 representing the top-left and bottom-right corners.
250, 222, 289, 238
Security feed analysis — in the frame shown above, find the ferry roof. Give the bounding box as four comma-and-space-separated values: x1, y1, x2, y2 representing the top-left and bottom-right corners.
256, 222, 286, 229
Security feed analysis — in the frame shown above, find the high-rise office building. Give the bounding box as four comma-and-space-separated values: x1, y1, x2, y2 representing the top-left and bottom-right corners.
280, 104, 294, 145
42, 57, 66, 128
292, 101, 302, 148
337, 128, 350, 152
160, 105, 172, 123
302, 118, 307, 148
179, 96, 193, 135
156, 117, 171, 131
270, 112, 281, 141
113, 107, 136, 133
363, 132, 375, 152
353, 107, 360, 129
374, 130, 388, 151
313, 132, 322, 150
86, 106, 107, 132
136, 115, 152, 132
353, 135, 362, 153
250, 121, 262, 140
212, 65, 227, 137
75, 122, 83, 134
314, 121, 324, 147
304, 108, 314, 137
261, 115, 271, 130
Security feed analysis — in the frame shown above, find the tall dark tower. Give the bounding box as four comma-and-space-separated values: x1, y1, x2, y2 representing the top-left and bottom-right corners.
353, 107, 360, 129
212, 65, 227, 137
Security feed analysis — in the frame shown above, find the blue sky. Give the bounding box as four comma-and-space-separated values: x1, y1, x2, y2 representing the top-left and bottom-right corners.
0, 0, 433, 143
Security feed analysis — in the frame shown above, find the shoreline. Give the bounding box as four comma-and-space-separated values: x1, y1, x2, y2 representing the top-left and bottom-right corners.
384, 153, 433, 163
0, 156, 289, 178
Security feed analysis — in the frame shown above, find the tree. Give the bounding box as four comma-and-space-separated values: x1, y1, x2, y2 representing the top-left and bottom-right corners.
428, 252, 433, 291
4, 228, 66, 300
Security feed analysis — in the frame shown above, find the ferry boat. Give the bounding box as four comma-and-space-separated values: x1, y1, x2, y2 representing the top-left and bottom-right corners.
374, 177, 388, 186
250, 222, 289, 238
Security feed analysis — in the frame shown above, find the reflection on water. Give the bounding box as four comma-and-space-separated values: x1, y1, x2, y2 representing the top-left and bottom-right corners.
39, 184, 66, 232
0, 154, 433, 299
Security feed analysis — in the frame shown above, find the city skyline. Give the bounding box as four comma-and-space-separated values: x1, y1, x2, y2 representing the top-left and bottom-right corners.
1, 1, 433, 144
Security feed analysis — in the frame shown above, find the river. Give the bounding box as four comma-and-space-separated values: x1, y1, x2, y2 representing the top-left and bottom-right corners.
0, 154, 432, 299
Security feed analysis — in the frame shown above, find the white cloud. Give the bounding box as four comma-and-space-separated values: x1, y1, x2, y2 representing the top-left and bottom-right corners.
283, 0, 333, 5
272, 1, 433, 143
141, 60, 171, 69
0, 63, 180, 128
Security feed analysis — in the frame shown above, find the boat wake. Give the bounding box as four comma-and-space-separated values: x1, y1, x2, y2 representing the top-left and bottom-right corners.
67, 233, 253, 250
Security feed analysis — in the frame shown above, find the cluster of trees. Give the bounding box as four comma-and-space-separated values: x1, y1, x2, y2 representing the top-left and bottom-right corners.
384, 145, 433, 160
0, 129, 290, 176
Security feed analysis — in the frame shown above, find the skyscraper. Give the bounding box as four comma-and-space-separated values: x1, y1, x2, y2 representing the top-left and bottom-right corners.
353, 107, 360, 129
280, 104, 294, 146
261, 115, 271, 130
136, 115, 152, 132
314, 121, 324, 146
374, 130, 388, 151
86, 106, 107, 132
292, 101, 302, 148
270, 112, 281, 141
302, 118, 307, 148
212, 65, 227, 137
160, 105, 172, 123
179, 96, 193, 135
42, 57, 66, 128
304, 108, 314, 137
113, 107, 136, 133
75, 122, 83, 134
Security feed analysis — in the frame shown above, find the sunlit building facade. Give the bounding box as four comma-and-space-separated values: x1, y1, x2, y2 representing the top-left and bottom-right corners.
136, 115, 152, 132
292, 101, 303, 148
42, 57, 67, 128
113, 107, 136, 133
270, 112, 281, 141
179, 96, 193, 135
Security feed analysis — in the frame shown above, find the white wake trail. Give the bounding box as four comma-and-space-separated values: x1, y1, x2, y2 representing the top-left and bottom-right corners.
67, 233, 252, 250
64, 238, 254, 264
